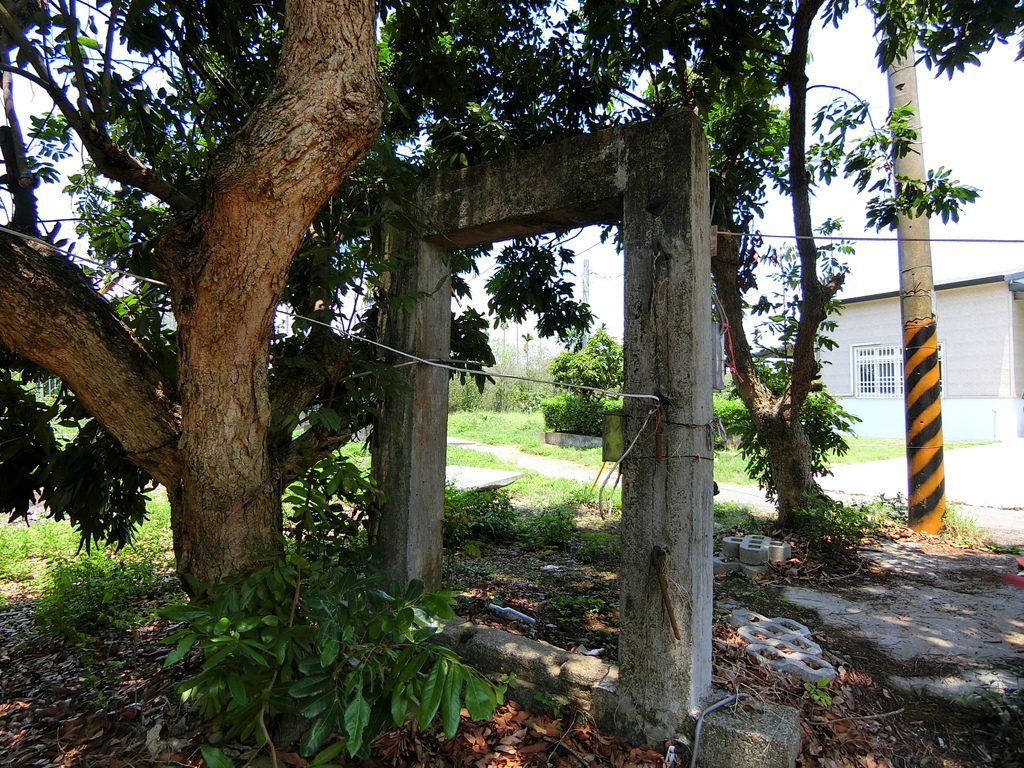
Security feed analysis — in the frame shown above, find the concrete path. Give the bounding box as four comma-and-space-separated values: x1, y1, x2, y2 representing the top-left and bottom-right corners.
819, 439, 1024, 510
450, 435, 1024, 542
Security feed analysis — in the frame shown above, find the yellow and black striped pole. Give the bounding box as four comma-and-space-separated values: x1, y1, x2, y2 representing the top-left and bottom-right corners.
888, 54, 946, 533
904, 318, 945, 532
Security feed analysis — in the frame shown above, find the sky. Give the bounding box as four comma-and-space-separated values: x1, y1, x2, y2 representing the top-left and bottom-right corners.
462, 5, 1024, 347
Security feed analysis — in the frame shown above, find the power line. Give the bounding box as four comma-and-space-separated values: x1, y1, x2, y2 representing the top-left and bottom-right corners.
716, 230, 1024, 244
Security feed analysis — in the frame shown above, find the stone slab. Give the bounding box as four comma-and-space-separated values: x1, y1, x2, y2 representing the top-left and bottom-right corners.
445, 465, 525, 491
697, 699, 801, 768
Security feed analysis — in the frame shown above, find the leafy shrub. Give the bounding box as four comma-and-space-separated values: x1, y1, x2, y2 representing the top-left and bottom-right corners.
793, 498, 874, 557
523, 507, 576, 550
162, 555, 504, 761
541, 395, 622, 437
718, 362, 860, 499
712, 394, 748, 446
549, 328, 623, 401
980, 687, 1024, 763
443, 486, 519, 546
34, 543, 170, 642
577, 531, 621, 565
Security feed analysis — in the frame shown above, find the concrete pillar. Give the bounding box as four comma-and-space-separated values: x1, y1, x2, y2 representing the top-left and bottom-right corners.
372, 228, 450, 589
617, 116, 715, 742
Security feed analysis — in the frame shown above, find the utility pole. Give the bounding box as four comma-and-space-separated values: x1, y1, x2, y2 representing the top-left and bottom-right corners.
887, 53, 946, 533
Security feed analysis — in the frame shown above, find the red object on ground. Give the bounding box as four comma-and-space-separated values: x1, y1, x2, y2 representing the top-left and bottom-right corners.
1002, 572, 1024, 589
1015, 556, 1024, 569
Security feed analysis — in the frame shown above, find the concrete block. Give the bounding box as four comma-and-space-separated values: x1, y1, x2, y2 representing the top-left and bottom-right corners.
771, 617, 810, 637
745, 643, 836, 683
737, 625, 823, 656
729, 609, 769, 628
697, 699, 801, 768
739, 542, 770, 565
714, 556, 741, 574
740, 563, 769, 577
721, 536, 744, 558
768, 540, 792, 561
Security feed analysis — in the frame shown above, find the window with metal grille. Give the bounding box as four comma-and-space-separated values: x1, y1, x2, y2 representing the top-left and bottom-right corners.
852, 343, 944, 398
853, 345, 904, 397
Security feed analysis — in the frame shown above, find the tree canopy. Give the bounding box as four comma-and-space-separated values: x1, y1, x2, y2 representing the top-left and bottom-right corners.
0, 0, 1011, 577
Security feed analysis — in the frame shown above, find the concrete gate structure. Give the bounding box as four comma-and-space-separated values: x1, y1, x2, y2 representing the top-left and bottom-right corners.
372, 113, 716, 744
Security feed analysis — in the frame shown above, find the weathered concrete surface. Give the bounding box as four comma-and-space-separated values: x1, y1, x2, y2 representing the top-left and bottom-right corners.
616, 112, 715, 743
376, 113, 715, 745
436, 621, 800, 768
373, 229, 450, 590
697, 699, 801, 768
445, 465, 524, 491
435, 620, 617, 712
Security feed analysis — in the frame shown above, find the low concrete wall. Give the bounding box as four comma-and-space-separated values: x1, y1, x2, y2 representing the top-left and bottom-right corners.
540, 431, 603, 449
434, 620, 800, 768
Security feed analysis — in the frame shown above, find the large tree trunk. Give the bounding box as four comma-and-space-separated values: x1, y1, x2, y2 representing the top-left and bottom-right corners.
155, 0, 380, 588
0, 0, 380, 590
708, 0, 841, 529
751, 407, 823, 529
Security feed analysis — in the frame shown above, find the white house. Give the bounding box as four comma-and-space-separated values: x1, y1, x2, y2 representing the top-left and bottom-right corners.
817, 270, 1024, 441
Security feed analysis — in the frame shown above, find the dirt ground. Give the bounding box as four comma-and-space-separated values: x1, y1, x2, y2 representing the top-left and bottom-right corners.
3, 441, 1023, 767
448, 439, 1024, 765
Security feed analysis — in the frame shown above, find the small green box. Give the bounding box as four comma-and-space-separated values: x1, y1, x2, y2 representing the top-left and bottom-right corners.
602, 410, 624, 463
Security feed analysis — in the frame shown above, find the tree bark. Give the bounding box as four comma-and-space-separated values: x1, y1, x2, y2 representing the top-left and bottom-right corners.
156, 0, 380, 587
0, 0, 381, 589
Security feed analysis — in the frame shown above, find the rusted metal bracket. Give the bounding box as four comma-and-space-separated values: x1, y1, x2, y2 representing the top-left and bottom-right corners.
652, 545, 681, 641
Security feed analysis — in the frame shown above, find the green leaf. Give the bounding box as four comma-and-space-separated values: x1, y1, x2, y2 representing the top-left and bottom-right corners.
390, 686, 408, 727
76, 36, 102, 50
300, 707, 336, 757
163, 634, 196, 667
463, 674, 496, 721
310, 740, 348, 765
200, 745, 236, 768
227, 673, 247, 706
300, 690, 336, 719
344, 693, 371, 756
441, 663, 464, 739
289, 674, 331, 698
416, 659, 445, 729
320, 638, 341, 667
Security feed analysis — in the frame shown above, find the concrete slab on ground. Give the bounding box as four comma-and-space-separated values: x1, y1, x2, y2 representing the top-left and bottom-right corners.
445, 465, 525, 491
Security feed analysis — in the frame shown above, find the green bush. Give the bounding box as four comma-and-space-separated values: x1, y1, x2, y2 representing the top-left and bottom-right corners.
712, 394, 748, 444
541, 395, 622, 437
443, 486, 519, 546
716, 363, 860, 498
522, 507, 576, 550
34, 544, 170, 642
548, 327, 623, 400
161, 556, 504, 762
793, 498, 873, 557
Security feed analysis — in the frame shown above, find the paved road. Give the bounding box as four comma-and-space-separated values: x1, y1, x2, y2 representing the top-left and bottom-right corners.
719, 439, 1024, 544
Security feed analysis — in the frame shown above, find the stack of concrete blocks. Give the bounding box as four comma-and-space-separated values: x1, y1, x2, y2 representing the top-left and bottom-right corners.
729, 609, 836, 684
714, 534, 791, 577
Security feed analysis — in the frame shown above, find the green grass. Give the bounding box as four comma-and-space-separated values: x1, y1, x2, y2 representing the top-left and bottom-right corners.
0, 489, 174, 585
450, 410, 996, 487
448, 411, 605, 466
447, 445, 617, 509
829, 436, 992, 464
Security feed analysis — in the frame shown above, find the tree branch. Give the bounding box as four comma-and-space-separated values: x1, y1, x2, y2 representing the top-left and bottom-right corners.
0, 2, 197, 211
786, 0, 838, 408
0, 230, 183, 486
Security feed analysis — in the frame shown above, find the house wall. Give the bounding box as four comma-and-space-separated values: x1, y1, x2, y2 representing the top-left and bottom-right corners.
819, 280, 1023, 440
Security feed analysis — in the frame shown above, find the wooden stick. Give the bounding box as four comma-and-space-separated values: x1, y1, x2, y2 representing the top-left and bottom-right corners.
652, 546, 681, 641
